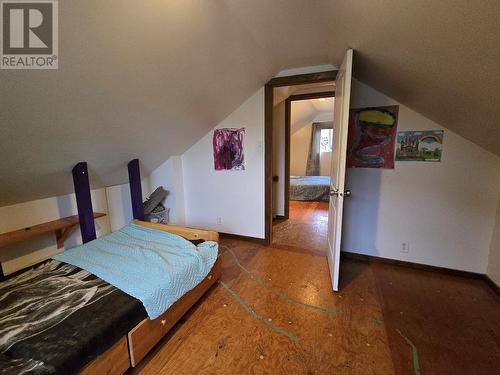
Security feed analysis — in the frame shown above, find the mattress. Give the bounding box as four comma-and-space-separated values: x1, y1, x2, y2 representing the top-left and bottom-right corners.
0, 234, 209, 375
290, 175, 331, 201
54, 224, 219, 320
0, 260, 146, 375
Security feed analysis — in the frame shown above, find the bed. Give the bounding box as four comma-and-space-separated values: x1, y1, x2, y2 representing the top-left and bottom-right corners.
0, 220, 221, 375
289, 175, 331, 202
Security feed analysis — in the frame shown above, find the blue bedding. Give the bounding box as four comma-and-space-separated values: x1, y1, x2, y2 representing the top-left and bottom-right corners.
53, 223, 218, 319
290, 175, 331, 201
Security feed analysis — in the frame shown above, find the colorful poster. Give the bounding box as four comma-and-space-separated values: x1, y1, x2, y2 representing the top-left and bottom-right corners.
213, 128, 245, 171
347, 106, 399, 169
395, 130, 444, 162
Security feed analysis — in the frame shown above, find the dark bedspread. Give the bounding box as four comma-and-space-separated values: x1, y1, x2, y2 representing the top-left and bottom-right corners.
0, 260, 147, 375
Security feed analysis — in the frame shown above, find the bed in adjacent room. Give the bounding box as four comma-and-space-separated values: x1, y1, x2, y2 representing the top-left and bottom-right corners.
0, 222, 220, 375
289, 175, 331, 202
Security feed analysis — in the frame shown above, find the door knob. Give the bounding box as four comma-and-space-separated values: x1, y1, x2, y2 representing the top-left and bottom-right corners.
344, 190, 351, 198
329, 189, 339, 197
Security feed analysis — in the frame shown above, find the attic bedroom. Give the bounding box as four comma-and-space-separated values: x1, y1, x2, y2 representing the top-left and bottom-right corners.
0, 1, 499, 374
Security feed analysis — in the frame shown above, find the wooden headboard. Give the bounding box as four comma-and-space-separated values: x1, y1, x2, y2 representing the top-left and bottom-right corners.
132, 220, 219, 242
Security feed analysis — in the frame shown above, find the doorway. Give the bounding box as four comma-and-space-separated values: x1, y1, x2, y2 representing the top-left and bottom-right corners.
271, 88, 335, 253
266, 71, 337, 251
265, 51, 353, 293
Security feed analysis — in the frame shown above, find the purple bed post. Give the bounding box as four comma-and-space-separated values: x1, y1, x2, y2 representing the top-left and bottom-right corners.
128, 159, 145, 221
72, 162, 97, 243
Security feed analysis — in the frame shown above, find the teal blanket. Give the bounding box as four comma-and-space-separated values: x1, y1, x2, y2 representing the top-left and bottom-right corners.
54, 224, 218, 319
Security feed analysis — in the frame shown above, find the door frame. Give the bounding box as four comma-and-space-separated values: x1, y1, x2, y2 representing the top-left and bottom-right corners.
264, 71, 337, 244
283, 91, 336, 219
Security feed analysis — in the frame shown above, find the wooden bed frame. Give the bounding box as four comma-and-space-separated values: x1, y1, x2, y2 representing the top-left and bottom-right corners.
79, 220, 221, 375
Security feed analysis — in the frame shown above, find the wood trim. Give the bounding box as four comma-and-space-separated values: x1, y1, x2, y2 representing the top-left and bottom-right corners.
128, 257, 221, 366
264, 73, 337, 245
79, 336, 130, 375
264, 84, 274, 245
342, 251, 500, 297
266, 70, 338, 87
133, 220, 219, 242
483, 274, 500, 297
341, 251, 485, 279
288, 91, 335, 102
219, 232, 267, 245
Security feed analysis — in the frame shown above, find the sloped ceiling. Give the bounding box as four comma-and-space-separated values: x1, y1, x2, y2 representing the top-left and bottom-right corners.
328, 1, 500, 157
1, 1, 499, 206
310, 98, 335, 114
290, 101, 317, 134
291, 99, 334, 134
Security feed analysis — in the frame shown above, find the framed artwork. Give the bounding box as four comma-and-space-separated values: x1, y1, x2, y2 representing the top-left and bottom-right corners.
395, 130, 444, 162
347, 106, 399, 169
213, 128, 245, 171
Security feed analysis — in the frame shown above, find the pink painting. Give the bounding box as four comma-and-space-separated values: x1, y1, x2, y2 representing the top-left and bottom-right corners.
213, 128, 245, 171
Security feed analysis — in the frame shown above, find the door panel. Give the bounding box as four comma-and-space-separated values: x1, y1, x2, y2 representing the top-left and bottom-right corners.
327, 49, 353, 291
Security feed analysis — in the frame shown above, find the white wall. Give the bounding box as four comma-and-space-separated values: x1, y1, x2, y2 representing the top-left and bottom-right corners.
343, 80, 500, 273
106, 157, 186, 231
105, 177, 150, 231
0, 189, 111, 275
290, 123, 312, 176
487, 194, 500, 285
181, 88, 265, 238
98, 72, 500, 275
149, 156, 186, 225
290, 112, 333, 176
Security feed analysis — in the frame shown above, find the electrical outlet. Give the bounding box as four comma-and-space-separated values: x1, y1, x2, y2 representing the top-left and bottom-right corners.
401, 242, 410, 253
217, 217, 222, 225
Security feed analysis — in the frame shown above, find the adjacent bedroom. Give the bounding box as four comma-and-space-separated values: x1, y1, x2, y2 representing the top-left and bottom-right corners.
272, 85, 335, 252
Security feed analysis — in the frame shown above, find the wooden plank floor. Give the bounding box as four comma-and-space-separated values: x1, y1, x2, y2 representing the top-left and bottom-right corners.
130, 202, 500, 375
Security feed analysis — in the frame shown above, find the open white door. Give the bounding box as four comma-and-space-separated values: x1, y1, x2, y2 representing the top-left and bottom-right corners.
327, 49, 353, 291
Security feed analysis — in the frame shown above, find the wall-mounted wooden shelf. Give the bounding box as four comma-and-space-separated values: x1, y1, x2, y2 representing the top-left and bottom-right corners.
0, 213, 106, 249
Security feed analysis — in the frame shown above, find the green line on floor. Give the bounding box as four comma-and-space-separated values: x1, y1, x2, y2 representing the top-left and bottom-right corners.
221, 245, 338, 314
220, 280, 300, 342
396, 329, 421, 375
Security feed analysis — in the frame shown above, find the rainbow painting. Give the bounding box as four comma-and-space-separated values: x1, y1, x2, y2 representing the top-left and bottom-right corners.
395, 130, 444, 161
213, 128, 245, 171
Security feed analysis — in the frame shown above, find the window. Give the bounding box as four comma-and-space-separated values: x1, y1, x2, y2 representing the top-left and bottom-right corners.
320, 128, 333, 152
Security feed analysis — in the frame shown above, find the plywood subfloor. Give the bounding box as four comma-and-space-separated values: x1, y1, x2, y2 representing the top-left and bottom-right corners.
272, 201, 329, 255
128, 243, 500, 374
130, 202, 500, 374
130, 242, 394, 375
